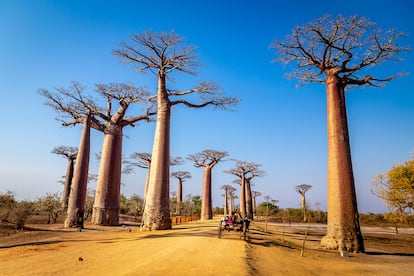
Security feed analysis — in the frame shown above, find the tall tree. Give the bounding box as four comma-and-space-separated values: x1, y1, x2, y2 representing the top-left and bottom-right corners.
40, 82, 99, 228
251, 191, 262, 216
127, 153, 183, 199
171, 171, 191, 215
272, 15, 409, 252
225, 161, 264, 219
127, 152, 152, 198
51, 146, 78, 213
115, 31, 238, 230
91, 83, 155, 226
188, 150, 229, 220
220, 184, 234, 215
295, 184, 312, 222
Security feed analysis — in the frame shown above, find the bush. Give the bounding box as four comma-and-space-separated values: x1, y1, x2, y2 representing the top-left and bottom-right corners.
0, 191, 16, 222
11, 201, 34, 230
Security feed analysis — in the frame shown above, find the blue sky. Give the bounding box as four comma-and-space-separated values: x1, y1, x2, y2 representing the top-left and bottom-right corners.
0, 0, 413, 213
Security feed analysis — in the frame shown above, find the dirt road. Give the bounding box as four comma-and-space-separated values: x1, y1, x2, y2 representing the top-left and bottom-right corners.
1, 220, 413, 275
0, 222, 248, 275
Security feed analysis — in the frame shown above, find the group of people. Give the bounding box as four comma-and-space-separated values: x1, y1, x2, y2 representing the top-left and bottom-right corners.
223, 211, 242, 226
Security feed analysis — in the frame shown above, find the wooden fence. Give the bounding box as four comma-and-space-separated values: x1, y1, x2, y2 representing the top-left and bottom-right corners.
171, 215, 200, 225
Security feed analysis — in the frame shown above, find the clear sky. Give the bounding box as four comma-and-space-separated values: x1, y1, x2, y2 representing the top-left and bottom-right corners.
1, 0, 413, 213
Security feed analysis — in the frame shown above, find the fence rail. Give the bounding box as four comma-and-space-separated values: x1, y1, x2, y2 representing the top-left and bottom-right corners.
171, 215, 200, 225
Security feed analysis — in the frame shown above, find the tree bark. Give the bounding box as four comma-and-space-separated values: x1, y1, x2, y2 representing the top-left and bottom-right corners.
245, 180, 253, 220
229, 195, 234, 214
301, 194, 307, 222
176, 179, 182, 215
143, 165, 150, 199
239, 175, 246, 218
91, 127, 123, 225
201, 167, 213, 220
321, 75, 364, 252
252, 195, 257, 216
141, 73, 172, 230
64, 116, 91, 228
61, 157, 75, 213
223, 189, 228, 215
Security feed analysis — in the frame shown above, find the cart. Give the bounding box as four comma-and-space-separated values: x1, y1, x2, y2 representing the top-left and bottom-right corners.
217, 214, 250, 240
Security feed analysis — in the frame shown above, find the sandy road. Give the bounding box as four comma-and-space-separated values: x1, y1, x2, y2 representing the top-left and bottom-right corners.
0, 222, 248, 276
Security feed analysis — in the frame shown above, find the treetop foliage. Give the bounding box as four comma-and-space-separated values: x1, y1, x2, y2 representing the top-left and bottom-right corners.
371, 159, 414, 221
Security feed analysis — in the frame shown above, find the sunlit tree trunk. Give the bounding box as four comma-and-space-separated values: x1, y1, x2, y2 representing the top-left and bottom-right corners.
176, 178, 182, 215
64, 116, 91, 228
223, 189, 228, 215
61, 157, 75, 213
301, 194, 307, 222
245, 179, 253, 220
144, 165, 151, 198
141, 73, 172, 230
92, 127, 123, 225
240, 175, 246, 218
229, 194, 234, 214
201, 167, 213, 220
321, 75, 364, 252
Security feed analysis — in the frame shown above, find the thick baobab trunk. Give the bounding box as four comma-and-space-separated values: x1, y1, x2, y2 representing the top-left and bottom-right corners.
229, 194, 234, 214
64, 117, 91, 228
141, 74, 172, 230
61, 157, 75, 213
245, 180, 253, 220
92, 127, 123, 225
176, 179, 182, 215
321, 75, 364, 252
239, 175, 246, 218
201, 167, 213, 220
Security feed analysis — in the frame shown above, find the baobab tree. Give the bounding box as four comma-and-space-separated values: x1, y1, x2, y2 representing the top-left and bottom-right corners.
220, 184, 233, 215
115, 31, 238, 230
51, 146, 78, 212
295, 184, 312, 222
40, 82, 154, 227
127, 152, 152, 198
90, 83, 155, 226
126, 153, 183, 199
252, 191, 262, 216
188, 150, 229, 220
40, 82, 98, 228
225, 161, 264, 219
171, 171, 191, 215
272, 14, 409, 252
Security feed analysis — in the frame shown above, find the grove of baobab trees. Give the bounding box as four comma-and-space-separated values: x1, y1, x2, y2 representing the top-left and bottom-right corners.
187, 150, 229, 220
114, 31, 238, 230
225, 161, 264, 220
272, 14, 409, 252
40, 82, 155, 227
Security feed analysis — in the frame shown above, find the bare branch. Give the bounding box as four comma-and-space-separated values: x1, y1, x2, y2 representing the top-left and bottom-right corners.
272, 14, 410, 88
